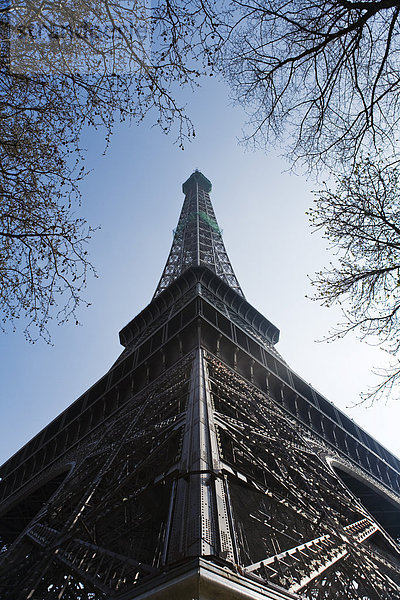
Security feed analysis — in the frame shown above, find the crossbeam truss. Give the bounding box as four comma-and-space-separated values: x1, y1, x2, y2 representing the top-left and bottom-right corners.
1, 350, 399, 599
153, 172, 244, 298
0, 357, 193, 598
205, 355, 400, 598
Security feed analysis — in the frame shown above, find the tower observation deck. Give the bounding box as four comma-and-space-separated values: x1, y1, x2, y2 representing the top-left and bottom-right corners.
0, 172, 399, 599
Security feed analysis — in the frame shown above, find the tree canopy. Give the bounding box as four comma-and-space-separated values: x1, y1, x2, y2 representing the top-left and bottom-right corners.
0, 0, 203, 340
309, 157, 400, 400
3, 0, 400, 388
213, 0, 400, 168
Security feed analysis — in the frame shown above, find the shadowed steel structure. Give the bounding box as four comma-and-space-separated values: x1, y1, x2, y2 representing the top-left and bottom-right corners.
0, 172, 400, 599
153, 170, 243, 298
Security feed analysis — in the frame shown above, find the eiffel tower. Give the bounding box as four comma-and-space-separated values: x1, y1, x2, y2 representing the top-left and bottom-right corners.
1, 170, 400, 600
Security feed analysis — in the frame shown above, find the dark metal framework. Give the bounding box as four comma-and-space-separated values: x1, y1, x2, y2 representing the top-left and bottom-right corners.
154, 170, 243, 299
0, 172, 400, 599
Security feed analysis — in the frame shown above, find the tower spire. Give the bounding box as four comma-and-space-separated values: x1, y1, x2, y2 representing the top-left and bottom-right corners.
153, 171, 244, 299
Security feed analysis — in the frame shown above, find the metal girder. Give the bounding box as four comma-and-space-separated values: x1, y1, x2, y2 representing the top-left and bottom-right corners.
153, 171, 244, 299
206, 352, 400, 599
0, 357, 194, 598
166, 349, 236, 564
245, 518, 380, 591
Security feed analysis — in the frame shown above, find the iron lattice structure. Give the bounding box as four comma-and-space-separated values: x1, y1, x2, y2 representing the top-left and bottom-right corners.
0, 172, 400, 600
154, 171, 243, 299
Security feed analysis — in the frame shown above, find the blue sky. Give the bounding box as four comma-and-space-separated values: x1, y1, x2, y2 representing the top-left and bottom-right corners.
0, 77, 398, 465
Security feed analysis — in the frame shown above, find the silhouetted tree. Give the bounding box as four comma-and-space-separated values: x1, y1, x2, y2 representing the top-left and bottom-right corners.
0, 0, 208, 339
217, 0, 400, 168
309, 157, 400, 400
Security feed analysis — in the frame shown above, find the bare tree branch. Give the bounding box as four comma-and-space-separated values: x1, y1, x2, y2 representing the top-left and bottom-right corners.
213, 0, 400, 167
0, 0, 218, 340
308, 156, 400, 400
